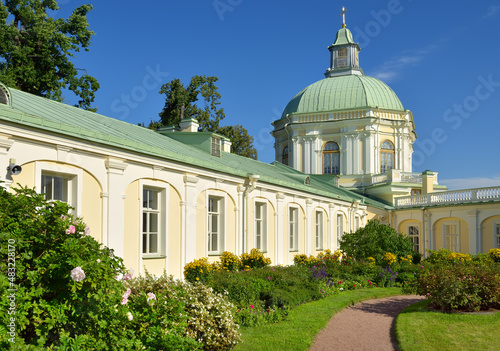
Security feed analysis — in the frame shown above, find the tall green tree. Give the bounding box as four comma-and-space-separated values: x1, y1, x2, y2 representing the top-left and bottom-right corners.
154, 75, 258, 159
0, 0, 99, 110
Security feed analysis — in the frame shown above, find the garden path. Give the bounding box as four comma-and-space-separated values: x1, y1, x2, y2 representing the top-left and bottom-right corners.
309, 295, 424, 351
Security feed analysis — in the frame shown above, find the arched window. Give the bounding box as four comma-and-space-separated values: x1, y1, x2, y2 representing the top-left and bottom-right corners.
380, 141, 394, 173
282, 146, 289, 166
323, 142, 340, 174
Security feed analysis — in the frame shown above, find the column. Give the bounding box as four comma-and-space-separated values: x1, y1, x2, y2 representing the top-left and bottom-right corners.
236, 185, 245, 255
183, 174, 199, 266
303, 137, 311, 174
364, 133, 374, 174
467, 210, 478, 254
329, 203, 336, 250
291, 137, 300, 171
305, 198, 313, 255
105, 158, 127, 258
0, 136, 14, 189
275, 192, 285, 265
352, 134, 360, 174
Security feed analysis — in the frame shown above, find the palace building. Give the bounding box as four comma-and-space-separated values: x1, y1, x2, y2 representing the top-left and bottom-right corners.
1, 15, 499, 279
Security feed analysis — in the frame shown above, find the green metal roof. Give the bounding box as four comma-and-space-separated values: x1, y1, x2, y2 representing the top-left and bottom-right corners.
331, 28, 358, 47
0, 85, 390, 209
281, 75, 404, 119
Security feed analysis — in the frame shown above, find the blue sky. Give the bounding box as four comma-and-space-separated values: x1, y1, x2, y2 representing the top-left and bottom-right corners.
54, 0, 500, 190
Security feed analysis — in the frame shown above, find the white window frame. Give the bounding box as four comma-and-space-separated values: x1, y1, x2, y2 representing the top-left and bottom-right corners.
140, 180, 168, 258
211, 136, 221, 157
254, 201, 267, 252
354, 215, 360, 231
289, 206, 299, 251
35, 162, 82, 216
207, 192, 225, 255
494, 221, 500, 248
443, 221, 460, 252
407, 223, 420, 253
315, 210, 324, 250
336, 213, 344, 249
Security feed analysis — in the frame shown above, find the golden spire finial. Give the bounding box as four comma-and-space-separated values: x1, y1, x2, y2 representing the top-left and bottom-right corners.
341, 6, 347, 28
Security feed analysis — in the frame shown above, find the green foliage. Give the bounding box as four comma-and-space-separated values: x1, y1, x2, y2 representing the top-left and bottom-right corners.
339, 220, 416, 265
0, 185, 141, 349
125, 272, 241, 351
205, 265, 320, 327
403, 257, 500, 311
152, 75, 258, 159
239, 248, 271, 269
490, 248, 500, 263
219, 251, 241, 272
0, 0, 99, 110
183, 257, 213, 283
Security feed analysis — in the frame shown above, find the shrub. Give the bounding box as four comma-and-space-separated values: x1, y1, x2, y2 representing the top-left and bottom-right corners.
219, 251, 241, 272
489, 248, 500, 263
0, 186, 140, 349
125, 272, 241, 350
183, 257, 213, 283
406, 260, 500, 311
240, 248, 271, 269
339, 219, 415, 265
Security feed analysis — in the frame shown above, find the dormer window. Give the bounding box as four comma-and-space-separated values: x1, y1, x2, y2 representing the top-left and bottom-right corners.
0, 84, 11, 105
211, 136, 221, 157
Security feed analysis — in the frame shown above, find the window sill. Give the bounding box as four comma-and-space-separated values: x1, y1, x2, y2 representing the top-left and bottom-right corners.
143, 255, 166, 260
289, 249, 299, 252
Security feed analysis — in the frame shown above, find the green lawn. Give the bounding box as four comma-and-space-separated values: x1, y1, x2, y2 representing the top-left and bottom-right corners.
396, 300, 500, 351
234, 288, 402, 351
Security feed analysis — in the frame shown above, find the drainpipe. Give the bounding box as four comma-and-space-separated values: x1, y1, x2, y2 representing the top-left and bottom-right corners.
243, 174, 260, 253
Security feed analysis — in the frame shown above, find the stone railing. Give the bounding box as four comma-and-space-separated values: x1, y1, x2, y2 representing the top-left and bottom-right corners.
395, 186, 500, 208
370, 170, 423, 185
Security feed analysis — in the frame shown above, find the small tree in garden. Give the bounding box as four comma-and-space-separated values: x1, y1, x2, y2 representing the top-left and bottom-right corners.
339, 220, 415, 265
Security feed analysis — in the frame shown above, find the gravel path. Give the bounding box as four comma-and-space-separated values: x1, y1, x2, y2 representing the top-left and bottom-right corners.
309, 295, 425, 351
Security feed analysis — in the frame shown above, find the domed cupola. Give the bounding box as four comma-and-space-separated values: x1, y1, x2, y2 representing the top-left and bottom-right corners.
272, 7, 417, 192
325, 7, 363, 78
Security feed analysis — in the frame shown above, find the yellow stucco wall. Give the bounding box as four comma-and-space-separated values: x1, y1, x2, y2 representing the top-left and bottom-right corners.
481, 215, 500, 252
11, 161, 35, 188
398, 219, 422, 253
81, 171, 102, 242
12, 161, 102, 242
433, 217, 469, 253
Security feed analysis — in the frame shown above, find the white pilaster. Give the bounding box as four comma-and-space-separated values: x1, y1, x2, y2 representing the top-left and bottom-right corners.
291, 137, 300, 171
105, 158, 127, 258
183, 174, 199, 265
275, 192, 285, 265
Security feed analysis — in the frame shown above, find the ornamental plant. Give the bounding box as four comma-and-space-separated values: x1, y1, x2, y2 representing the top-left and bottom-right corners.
0, 186, 141, 349
339, 219, 416, 265
183, 257, 213, 283
125, 271, 241, 350
404, 255, 500, 311
240, 248, 271, 269
489, 248, 500, 263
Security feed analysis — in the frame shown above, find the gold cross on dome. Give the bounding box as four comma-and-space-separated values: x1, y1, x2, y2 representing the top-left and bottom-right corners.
341, 6, 347, 28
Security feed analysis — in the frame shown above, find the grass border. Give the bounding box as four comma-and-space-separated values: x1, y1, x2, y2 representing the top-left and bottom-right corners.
234, 288, 402, 351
